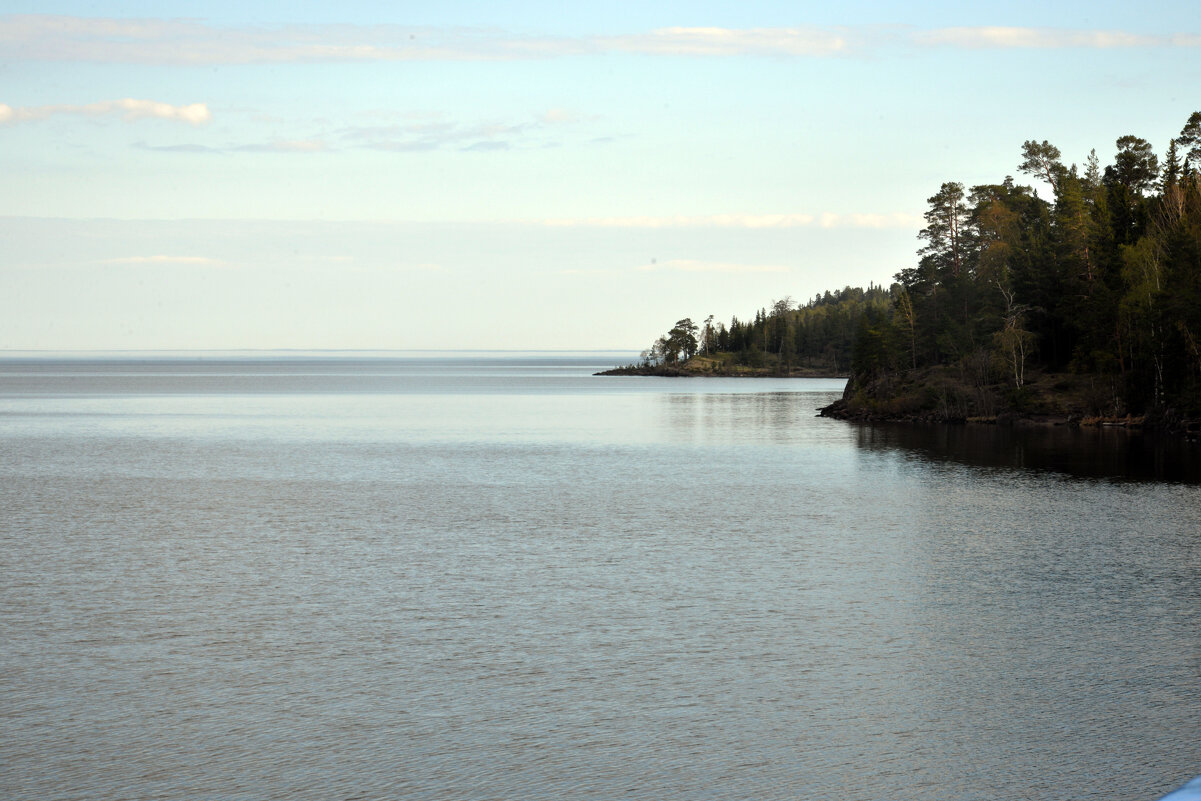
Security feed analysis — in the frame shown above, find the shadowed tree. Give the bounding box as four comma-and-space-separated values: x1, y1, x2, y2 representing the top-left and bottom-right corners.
1177, 111, 1201, 176
894, 288, 918, 368
1108, 135, 1160, 196
1105, 136, 1159, 249
1162, 139, 1182, 191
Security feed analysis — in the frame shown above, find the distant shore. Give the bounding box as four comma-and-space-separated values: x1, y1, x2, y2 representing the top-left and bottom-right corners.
595, 354, 847, 379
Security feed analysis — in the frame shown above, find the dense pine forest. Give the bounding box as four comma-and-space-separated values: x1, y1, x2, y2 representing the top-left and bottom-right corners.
622, 112, 1201, 428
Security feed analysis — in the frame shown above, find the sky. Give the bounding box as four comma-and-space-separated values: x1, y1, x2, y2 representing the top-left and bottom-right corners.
1, 2, 1199, 351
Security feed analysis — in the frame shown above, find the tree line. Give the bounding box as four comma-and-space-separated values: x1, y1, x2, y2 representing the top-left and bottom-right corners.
639, 286, 892, 375
849, 111, 1201, 416
639, 111, 1201, 416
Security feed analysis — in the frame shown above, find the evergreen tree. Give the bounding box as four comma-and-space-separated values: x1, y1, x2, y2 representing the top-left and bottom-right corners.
1018, 140, 1066, 195
1178, 112, 1201, 177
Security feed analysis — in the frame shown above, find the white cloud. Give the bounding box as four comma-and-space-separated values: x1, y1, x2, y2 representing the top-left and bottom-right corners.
818, 212, 925, 228
0, 17, 849, 63
914, 26, 1159, 49
637, 259, 790, 274
0, 98, 210, 125
0, 15, 578, 64
11, 16, 1201, 66
537, 212, 921, 229
8, 16, 1193, 66
607, 26, 848, 57
541, 108, 586, 124
97, 255, 225, 266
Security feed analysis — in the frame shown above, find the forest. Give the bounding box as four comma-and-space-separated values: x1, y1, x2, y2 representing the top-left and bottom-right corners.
623, 285, 891, 376
628, 112, 1201, 426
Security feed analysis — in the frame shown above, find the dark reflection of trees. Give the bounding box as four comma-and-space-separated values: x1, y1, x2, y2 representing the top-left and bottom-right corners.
854, 422, 1201, 484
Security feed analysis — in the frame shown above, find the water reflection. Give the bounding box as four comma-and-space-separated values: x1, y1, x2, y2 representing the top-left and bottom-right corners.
655, 390, 848, 446
853, 422, 1201, 484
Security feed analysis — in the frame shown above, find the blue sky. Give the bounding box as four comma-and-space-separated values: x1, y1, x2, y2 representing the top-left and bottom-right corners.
2, 2, 1199, 350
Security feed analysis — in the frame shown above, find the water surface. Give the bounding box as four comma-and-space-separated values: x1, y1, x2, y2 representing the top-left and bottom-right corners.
2, 354, 1199, 800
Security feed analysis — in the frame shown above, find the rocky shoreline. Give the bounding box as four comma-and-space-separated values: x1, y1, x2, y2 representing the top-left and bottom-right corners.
817, 369, 1201, 443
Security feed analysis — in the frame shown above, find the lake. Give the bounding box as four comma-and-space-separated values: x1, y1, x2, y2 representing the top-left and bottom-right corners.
2, 353, 1199, 800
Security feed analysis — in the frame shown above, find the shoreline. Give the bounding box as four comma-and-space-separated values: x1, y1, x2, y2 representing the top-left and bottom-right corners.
818, 396, 1201, 442
595, 364, 848, 379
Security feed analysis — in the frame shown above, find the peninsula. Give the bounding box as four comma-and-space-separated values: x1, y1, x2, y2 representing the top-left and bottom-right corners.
597, 286, 883, 378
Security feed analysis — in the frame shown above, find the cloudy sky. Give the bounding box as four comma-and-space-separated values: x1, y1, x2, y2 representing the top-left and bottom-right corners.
2, 1, 1198, 351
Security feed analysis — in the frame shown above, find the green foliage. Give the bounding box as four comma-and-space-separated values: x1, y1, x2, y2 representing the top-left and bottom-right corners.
1176, 112, 1201, 175
1108, 135, 1160, 196
642, 112, 1201, 417
643, 318, 699, 365
1019, 139, 1066, 193
644, 285, 893, 374
874, 113, 1201, 415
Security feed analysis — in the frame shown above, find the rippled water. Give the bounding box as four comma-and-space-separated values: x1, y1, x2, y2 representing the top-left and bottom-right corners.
2, 354, 1200, 800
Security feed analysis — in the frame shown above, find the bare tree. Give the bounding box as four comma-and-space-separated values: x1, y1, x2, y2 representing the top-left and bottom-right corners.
994, 283, 1035, 388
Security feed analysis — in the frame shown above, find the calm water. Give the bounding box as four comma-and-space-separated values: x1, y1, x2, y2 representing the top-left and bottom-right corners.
2, 354, 1200, 800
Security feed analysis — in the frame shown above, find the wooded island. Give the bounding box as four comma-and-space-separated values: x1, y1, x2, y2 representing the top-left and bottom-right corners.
603, 112, 1201, 435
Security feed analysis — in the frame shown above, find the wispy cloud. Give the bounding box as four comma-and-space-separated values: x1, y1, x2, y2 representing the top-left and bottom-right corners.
352, 123, 523, 151
0, 98, 210, 125
133, 138, 329, 154
0, 15, 579, 64
538, 212, 922, 229
541, 108, 587, 124
315, 259, 446, 273
461, 140, 510, 152
607, 27, 848, 57
97, 255, 225, 266
6, 16, 1195, 65
817, 212, 924, 228
914, 26, 1157, 49
558, 267, 621, 276
637, 259, 789, 274
132, 112, 563, 155
232, 139, 328, 153
339, 114, 574, 153
133, 141, 221, 153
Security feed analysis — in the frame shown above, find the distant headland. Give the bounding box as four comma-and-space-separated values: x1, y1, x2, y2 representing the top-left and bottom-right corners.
595, 289, 873, 379
596, 357, 844, 378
